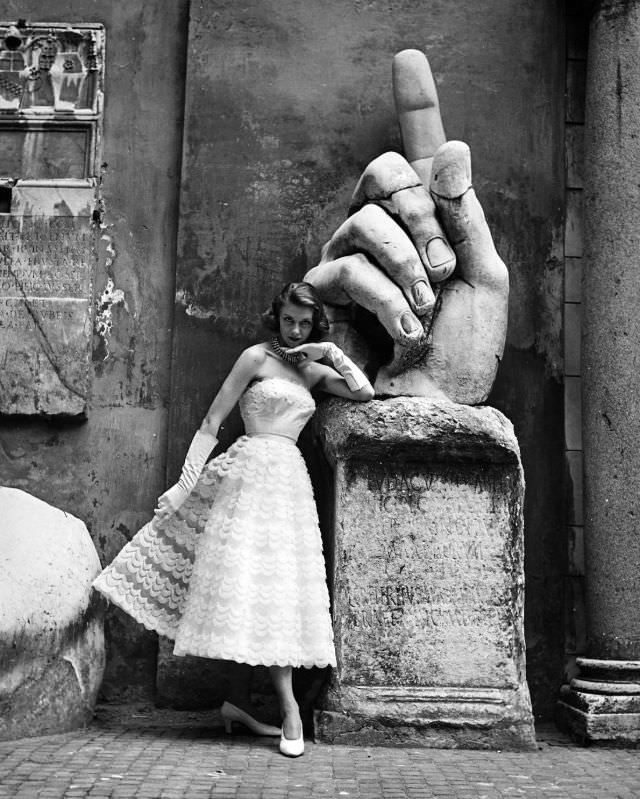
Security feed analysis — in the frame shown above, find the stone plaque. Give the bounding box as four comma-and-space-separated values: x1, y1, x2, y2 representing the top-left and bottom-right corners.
0, 183, 96, 415
0, 23, 103, 115
313, 397, 535, 750
0, 126, 92, 180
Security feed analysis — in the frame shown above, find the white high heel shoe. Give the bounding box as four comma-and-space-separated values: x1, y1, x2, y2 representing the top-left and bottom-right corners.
220, 701, 281, 737
279, 725, 304, 757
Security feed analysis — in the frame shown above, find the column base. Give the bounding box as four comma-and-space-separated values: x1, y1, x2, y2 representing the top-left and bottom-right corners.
313, 685, 536, 750
557, 658, 640, 746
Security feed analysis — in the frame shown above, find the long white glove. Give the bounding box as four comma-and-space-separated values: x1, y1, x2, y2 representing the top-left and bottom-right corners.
322, 343, 372, 392
155, 430, 218, 518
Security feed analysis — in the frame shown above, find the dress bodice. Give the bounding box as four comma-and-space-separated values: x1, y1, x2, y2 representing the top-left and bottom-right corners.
239, 377, 316, 441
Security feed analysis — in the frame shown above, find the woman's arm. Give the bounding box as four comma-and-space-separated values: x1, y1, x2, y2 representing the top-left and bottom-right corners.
155, 346, 265, 518
200, 346, 266, 436
289, 342, 375, 402
309, 362, 374, 401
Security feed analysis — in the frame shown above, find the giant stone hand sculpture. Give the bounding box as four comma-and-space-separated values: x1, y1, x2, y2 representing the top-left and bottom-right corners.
304, 50, 509, 404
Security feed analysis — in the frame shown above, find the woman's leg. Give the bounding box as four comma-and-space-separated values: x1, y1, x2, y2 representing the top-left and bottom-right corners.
269, 665, 302, 739
222, 661, 281, 736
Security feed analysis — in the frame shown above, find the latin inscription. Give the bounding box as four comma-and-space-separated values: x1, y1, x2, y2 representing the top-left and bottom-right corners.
0, 218, 92, 299
0, 299, 77, 329
336, 461, 520, 687
0, 215, 95, 415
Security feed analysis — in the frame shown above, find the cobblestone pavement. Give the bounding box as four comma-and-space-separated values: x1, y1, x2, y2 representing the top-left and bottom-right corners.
1, 707, 639, 799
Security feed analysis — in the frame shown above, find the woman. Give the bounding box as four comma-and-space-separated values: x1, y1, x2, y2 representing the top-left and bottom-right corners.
93, 282, 374, 757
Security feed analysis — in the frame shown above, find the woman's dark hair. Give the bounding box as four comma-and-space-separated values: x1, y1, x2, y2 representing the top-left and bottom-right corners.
262, 282, 330, 342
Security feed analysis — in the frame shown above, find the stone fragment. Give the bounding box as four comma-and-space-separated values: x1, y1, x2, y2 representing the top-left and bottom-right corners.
0, 487, 105, 740
306, 52, 508, 403
312, 397, 535, 750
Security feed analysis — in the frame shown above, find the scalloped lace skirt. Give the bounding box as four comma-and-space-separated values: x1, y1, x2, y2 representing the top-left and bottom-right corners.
93, 435, 336, 668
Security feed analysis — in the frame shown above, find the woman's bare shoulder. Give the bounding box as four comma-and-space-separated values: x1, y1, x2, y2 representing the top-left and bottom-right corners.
236, 342, 270, 368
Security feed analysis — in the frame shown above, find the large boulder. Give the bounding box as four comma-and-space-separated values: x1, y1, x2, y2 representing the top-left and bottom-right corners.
0, 488, 105, 740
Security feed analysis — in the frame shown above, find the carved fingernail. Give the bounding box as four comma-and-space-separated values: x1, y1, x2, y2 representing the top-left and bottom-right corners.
400, 312, 421, 334
430, 141, 472, 198
426, 237, 454, 268
412, 280, 432, 307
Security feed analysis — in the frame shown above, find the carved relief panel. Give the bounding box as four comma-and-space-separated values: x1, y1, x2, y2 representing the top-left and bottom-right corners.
0, 22, 104, 415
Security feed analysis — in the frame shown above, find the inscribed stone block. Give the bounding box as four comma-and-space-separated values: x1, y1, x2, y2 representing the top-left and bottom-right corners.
312, 397, 535, 750
0, 183, 96, 415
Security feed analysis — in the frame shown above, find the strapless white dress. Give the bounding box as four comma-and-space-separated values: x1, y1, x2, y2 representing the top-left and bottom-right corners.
92, 377, 337, 668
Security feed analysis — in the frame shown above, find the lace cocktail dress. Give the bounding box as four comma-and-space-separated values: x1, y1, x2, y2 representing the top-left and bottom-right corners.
92, 377, 336, 668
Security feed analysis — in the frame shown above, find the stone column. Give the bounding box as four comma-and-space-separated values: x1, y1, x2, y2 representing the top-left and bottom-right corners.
312, 398, 535, 750
559, 0, 640, 744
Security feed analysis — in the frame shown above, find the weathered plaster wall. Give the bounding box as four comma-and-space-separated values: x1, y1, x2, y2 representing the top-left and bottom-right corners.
0, 0, 190, 699
169, 0, 566, 718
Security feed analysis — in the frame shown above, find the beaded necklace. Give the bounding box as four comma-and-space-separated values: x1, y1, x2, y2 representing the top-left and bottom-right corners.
270, 336, 303, 365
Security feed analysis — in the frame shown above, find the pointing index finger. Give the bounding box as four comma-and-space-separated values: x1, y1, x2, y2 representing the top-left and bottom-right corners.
393, 50, 446, 186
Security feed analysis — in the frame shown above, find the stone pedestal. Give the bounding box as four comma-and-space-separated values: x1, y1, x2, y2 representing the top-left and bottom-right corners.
560, 0, 640, 745
312, 398, 535, 750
